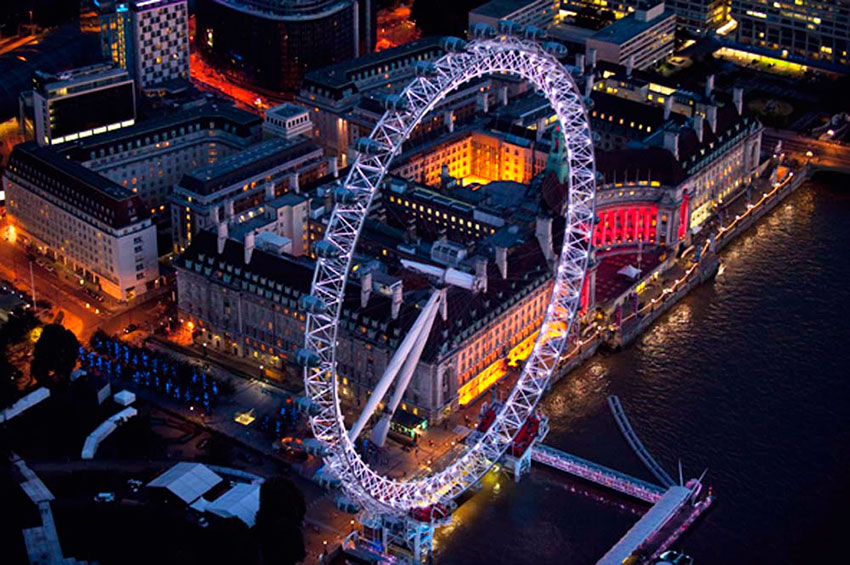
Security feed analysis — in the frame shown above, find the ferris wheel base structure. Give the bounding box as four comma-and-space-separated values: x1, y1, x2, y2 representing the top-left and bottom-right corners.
300, 22, 596, 563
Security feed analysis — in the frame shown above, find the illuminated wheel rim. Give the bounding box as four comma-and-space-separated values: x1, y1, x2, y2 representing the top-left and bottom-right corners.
303, 35, 596, 513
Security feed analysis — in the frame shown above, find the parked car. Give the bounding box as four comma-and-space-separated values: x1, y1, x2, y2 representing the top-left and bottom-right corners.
94, 492, 115, 503
124, 324, 139, 334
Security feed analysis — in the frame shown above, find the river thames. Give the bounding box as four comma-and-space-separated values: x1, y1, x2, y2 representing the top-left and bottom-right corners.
435, 174, 850, 564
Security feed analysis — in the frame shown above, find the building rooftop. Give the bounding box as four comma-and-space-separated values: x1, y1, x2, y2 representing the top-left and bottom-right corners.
303, 36, 444, 90
590, 8, 675, 45
470, 0, 538, 19
6, 142, 149, 228
179, 136, 321, 196
266, 103, 309, 119
57, 101, 261, 161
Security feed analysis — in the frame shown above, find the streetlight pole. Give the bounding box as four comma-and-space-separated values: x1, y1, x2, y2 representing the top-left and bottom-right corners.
29, 260, 37, 309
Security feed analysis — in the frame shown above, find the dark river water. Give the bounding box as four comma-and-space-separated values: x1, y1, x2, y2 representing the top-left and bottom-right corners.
435, 174, 850, 564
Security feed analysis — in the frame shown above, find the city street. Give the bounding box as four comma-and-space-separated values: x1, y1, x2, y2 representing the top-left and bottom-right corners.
0, 232, 170, 342
763, 127, 850, 169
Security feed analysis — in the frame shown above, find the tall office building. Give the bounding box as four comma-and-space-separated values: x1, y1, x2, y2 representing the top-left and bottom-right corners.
100, 0, 190, 90
195, 0, 374, 95
732, 0, 850, 67
32, 63, 136, 147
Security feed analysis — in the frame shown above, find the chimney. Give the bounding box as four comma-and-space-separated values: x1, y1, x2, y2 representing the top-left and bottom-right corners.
290, 172, 300, 193
265, 183, 275, 201
474, 257, 488, 294
225, 199, 235, 219
587, 47, 597, 69
499, 86, 508, 107
405, 217, 417, 242
217, 222, 228, 254
584, 73, 595, 99
439, 288, 448, 321
535, 216, 555, 266
391, 281, 403, 320
663, 130, 679, 161
360, 270, 372, 308
706, 104, 717, 133
576, 53, 586, 74
733, 87, 743, 115
536, 117, 547, 141
244, 231, 255, 264
704, 74, 714, 99
693, 114, 704, 143
495, 246, 507, 279
477, 90, 489, 113
664, 95, 673, 120
323, 188, 333, 212
328, 156, 339, 178
444, 109, 454, 133
626, 54, 634, 77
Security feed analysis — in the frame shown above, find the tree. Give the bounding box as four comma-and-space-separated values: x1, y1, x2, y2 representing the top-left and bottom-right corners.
254, 477, 307, 565
30, 324, 79, 386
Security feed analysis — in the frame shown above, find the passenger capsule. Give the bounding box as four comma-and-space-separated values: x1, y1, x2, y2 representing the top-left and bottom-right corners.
295, 348, 321, 368
498, 20, 524, 36
543, 42, 567, 58
298, 295, 327, 314
440, 37, 468, 53
470, 23, 496, 39
354, 137, 388, 156
523, 26, 545, 40
313, 240, 341, 258
333, 186, 360, 204
379, 93, 409, 112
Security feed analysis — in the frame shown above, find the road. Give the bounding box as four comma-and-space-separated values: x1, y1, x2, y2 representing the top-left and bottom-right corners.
0, 233, 170, 342
763, 128, 850, 169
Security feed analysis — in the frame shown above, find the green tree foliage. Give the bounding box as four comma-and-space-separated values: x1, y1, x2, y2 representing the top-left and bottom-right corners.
30, 323, 79, 385
254, 477, 307, 565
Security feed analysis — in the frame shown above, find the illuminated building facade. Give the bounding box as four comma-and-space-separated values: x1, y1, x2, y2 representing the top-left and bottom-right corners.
297, 37, 493, 165
32, 63, 136, 147
100, 0, 191, 90
564, 0, 730, 34
468, 0, 560, 31
732, 0, 850, 66
195, 0, 372, 96
390, 126, 549, 187
4, 143, 159, 301
170, 137, 326, 253
585, 2, 676, 70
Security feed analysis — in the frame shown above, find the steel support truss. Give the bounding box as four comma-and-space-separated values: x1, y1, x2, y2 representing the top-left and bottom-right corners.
302, 35, 596, 515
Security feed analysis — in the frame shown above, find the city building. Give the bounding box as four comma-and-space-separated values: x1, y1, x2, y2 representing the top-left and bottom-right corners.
31, 63, 136, 147
170, 136, 326, 253
563, 0, 730, 35
195, 0, 375, 96
263, 103, 313, 140
56, 101, 263, 215
100, 0, 191, 91
468, 0, 559, 32
731, 0, 850, 67
297, 37, 497, 165
4, 143, 159, 301
584, 1, 676, 70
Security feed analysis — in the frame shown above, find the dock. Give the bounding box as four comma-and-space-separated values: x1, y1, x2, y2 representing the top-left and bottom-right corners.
530, 444, 665, 503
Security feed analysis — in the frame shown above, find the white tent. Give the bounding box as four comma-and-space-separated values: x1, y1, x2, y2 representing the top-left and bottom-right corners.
206, 483, 261, 527
617, 264, 642, 280
81, 407, 137, 460
0, 387, 50, 423
147, 462, 223, 504
113, 390, 136, 407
